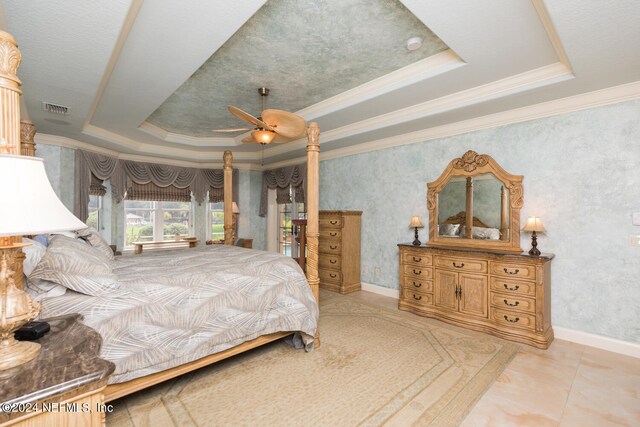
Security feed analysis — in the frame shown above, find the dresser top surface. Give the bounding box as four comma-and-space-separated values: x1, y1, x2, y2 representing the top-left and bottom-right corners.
320, 210, 362, 216
398, 243, 555, 260
0, 314, 114, 409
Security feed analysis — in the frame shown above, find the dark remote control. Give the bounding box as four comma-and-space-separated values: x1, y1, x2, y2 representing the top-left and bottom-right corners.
14, 321, 50, 340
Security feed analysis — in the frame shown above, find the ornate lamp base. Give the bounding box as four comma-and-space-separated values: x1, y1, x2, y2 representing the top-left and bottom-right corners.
412, 227, 421, 246
0, 338, 40, 371
528, 231, 541, 256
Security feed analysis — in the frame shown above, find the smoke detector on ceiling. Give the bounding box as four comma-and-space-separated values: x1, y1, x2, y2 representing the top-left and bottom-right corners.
406, 36, 423, 51
41, 102, 69, 115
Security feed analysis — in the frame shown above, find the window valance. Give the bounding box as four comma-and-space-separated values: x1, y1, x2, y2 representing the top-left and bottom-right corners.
74, 150, 238, 221
259, 164, 306, 217
126, 182, 192, 202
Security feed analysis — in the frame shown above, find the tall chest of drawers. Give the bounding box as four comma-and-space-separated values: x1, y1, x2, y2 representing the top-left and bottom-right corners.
319, 210, 362, 294
398, 244, 554, 348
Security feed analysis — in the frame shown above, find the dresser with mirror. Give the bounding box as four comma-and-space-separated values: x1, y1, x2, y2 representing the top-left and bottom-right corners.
398, 151, 554, 348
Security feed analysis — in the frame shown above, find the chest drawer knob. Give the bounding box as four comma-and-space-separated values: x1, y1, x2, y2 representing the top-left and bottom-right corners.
452, 262, 465, 268
330, 259, 337, 264
329, 232, 337, 237
503, 315, 520, 323
413, 268, 422, 275
330, 220, 338, 225
330, 273, 337, 278
412, 256, 422, 262
330, 245, 337, 250
503, 268, 520, 275
504, 299, 520, 307
412, 281, 421, 288
413, 294, 422, 301
503, 283, 520, 291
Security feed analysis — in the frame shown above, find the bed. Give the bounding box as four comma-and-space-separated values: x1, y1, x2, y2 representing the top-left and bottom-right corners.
25, 127, 322, 402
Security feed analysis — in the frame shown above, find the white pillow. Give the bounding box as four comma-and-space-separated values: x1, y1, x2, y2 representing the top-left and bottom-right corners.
25, 277, 67, 302
22, 238, 47, 276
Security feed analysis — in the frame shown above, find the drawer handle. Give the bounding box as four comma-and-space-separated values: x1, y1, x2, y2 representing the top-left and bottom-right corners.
330, 245, 337, 250
503, 268, 520, 275
452, 262, 465, 268
330, 259, 337, 264
412, 256, 422, 262
412, 281, 421, 288
503, 315, 520, 323
330, 220, 338, 225
503, 299, 520, 307
329, 232, 337, 237
413, 269, 422, 275
503, 283, 520, 291
412, 294, 422, 301
330, 273, 337, 278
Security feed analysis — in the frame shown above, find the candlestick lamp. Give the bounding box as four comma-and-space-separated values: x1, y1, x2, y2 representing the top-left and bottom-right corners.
522, 216, 546, 256
409, 216, 424, 246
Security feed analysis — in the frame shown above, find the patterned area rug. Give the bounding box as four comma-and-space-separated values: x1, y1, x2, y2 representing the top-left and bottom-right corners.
107, 292, 519, 426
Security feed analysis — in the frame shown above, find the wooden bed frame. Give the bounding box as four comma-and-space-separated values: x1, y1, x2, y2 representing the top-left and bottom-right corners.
3, 29, 321, 402
103, 125, 322, 402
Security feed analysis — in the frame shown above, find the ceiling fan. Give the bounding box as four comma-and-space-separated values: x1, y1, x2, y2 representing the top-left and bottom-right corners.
213, 87, 306, 145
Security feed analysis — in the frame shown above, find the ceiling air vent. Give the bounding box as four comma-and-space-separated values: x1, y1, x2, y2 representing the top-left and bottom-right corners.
41, 102, 69, 115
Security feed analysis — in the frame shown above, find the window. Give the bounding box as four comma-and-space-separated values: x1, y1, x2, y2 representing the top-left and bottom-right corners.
208, 202, 224, 241
87, 195, 102, 230
278, 199, 305, 257
124, 201, 192, 248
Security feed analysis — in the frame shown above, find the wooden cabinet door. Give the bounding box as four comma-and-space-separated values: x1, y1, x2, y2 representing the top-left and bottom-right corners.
458, 273, 488, 318
434, 270, 458, 312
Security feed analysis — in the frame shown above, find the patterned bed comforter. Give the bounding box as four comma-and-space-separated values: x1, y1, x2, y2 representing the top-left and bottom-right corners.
38, 245, 319, 384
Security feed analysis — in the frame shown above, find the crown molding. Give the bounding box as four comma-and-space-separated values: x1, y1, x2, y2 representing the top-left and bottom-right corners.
264, 61, 574, 158
265, 80, 640, 168
34, 133, 262, 170
532, 0, 572, 70
138, 121, 242, 146
297, 49, 465, 120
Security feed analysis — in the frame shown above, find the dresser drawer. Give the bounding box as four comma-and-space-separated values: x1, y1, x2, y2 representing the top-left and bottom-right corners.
320, 229, 342, 241
491, 307, 536, 330
402, 265, 433, 280
319, 217, 342, 229
319, 269, 342, 283
490, 293, 536, 314
319, 241, 341, 254
401, 288, 433, 307
401, 251, 432, 267
490, 277, 536, 297
434, 255, 487, 273
490, 262, 536, 280
403, 277, 433, 293
319, 254, 341, 270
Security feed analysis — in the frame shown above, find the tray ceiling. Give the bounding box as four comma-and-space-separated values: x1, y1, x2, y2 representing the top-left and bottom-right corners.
146, 0, 447, 137
3, 0, 640, 166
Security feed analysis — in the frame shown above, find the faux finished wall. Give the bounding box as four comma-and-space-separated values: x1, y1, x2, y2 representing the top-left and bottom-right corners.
319, 99, 640, 344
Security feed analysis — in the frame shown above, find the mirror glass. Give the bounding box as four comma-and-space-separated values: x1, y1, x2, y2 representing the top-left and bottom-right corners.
437, 173, 509, 240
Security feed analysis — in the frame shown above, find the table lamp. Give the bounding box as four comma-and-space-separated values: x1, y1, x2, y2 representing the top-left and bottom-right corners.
522, 216, 546, 256
409, 216, 424, 246
0, 155, 86, 370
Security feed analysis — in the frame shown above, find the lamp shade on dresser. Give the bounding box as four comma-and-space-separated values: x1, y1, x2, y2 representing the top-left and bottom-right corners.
318, 210, 362, 294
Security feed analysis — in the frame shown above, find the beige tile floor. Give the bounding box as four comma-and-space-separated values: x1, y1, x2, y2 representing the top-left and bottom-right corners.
349, 290, 640, 427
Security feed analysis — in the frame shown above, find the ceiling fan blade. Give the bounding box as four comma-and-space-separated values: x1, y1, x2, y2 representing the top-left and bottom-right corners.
228, 105, 273, 131
212, 128, 252, 133
272, 134, 293, 143
261, 109, 306, 139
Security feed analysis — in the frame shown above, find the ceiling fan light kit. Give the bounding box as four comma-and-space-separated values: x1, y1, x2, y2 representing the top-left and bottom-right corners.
214, 87, 307, 145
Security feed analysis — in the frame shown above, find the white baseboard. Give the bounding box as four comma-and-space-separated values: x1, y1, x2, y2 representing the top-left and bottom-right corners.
554, 326, 640, 359
360, 283, 639, 359
361, 282, 400, 299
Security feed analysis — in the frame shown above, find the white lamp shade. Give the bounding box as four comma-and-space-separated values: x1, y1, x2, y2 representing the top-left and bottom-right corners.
522, 216, 546, 233
0, 155, 86, 236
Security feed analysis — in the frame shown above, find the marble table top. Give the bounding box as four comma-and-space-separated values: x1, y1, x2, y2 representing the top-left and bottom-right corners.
0, 314, 114, 422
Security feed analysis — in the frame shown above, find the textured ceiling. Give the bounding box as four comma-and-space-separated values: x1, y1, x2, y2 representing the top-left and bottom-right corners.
146, 0, 447, 137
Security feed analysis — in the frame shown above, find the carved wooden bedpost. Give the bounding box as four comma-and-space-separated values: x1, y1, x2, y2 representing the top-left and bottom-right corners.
223, 150, 233, 245
0, 31, 26, 289
305, 122, 320, 347
20, 119, 36, 156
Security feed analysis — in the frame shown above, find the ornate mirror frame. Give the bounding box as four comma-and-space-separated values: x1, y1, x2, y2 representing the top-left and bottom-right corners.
427, 150, 524, 254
